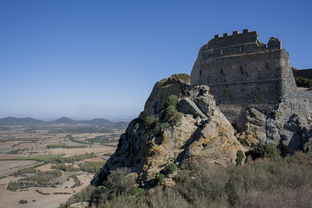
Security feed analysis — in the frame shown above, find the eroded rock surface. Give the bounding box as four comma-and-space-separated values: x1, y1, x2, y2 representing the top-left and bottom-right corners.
92, 74, 243, 186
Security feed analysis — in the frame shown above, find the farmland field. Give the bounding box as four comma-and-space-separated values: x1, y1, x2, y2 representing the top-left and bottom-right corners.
0, 121, 126, 208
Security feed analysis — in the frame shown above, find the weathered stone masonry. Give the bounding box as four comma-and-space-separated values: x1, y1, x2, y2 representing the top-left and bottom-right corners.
191, 29, 298, 122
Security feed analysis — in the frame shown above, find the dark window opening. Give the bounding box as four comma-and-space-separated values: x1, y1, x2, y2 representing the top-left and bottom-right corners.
266, 62, 269, 69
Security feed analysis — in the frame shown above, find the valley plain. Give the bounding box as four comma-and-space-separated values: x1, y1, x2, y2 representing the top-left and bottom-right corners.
0, 118, 127, 208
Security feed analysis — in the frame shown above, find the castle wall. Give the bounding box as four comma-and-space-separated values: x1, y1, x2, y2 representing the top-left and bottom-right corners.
192, 49, 283, 105
191, 30, 298, 122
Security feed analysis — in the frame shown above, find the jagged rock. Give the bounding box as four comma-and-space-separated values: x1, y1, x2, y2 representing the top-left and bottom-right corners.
143, 73, 190, 117
177, 97, 207, 119
234, 107, 267, 146
234, 105, 312, 153
92, 74, 243, 186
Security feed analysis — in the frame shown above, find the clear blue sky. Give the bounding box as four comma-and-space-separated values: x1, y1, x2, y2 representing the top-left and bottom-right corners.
0, 0, 311, 120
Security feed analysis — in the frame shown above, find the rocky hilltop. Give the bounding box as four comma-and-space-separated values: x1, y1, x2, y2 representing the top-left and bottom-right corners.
93, 30, 312, 187
92, 74, 243, 186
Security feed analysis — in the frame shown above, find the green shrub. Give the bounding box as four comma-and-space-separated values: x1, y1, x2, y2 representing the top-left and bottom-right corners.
251, 143, 281, 160
159, 122, 171, 129
143, 115, 157, 127
295, 77, 312, 88
167, 95, 179, 106
18, 200, 28, 204
236, 150, 245, 165
162, 163, 177, 175
155, 173, 165, 184
164, 95, 183, 126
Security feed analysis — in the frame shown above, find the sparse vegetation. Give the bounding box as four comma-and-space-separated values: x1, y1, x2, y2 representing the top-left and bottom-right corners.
236, 150, 245, 165
295, 76, 312, 88
7, 149, 22, 154
18, 199, 28, 204
13, 167, 37, 176
5, 153, 97, 164
164, 95, 183, 126
79, 161, 103, 174
155, 173, 165, 184
171, 73, 190, 82
47, 144, 87, 149
66, 135, 87, 144
36, 189, 50, 195
143, 116, 157, 128
60, 168, 144, 208
249, 143, 281, 160
7, 170, 62, 191
161, 163, 177, 175
51, 164, 80, 172
0, 137, 38, 143
53, 192, 71, 195
86, 135, 119, 144
68, 175, 81, 188
54, 153, 96, 163
11, 154, 62, 162
60, 152, 312, 208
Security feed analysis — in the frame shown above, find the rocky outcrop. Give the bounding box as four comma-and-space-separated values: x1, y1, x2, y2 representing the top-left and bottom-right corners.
143, 74, 191, 117
234, 103, 312, 154
92, 74, 311, 188
92, 74, 243, 186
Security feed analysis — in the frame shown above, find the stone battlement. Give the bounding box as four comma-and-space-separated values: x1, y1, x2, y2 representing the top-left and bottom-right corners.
210, 29, 258, 48
204, 29, 281, 58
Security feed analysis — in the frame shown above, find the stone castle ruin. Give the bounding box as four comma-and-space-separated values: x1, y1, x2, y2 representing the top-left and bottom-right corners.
93, 30, 312, 186
191, 29, 299, 122
191, 29, 312, 152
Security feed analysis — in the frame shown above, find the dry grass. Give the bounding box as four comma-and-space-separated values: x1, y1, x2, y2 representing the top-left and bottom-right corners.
61, 152, 312, 208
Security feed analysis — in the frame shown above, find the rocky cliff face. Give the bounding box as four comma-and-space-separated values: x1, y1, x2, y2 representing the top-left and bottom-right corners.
92, 74, 243, 186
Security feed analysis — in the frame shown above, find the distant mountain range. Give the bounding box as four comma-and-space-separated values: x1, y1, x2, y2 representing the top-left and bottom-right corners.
0, 116, 128, 127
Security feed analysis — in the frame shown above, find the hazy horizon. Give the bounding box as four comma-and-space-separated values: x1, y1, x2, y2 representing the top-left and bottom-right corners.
0, 114, 136, 122
1, 0, 311, 119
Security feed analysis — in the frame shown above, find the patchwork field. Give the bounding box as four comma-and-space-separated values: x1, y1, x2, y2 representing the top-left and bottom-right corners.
0, 122, 126, 208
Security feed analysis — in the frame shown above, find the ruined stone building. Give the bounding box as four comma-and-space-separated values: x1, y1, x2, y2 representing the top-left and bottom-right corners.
191, 29, 311, 124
